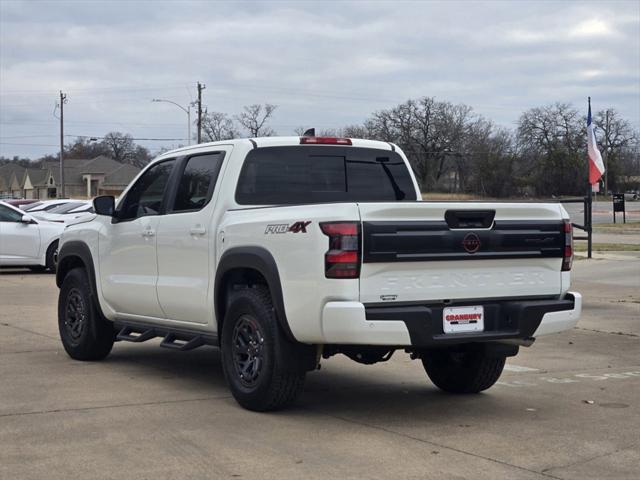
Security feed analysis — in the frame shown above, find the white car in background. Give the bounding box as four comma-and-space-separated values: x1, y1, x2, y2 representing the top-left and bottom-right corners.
0, 201, 65, 271
32, 201, 94, 223
21, 199, 79, 214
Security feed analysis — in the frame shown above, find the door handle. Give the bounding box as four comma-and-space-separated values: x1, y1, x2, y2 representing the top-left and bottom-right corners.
190, 225, 207, 236
142, 229, 155, 237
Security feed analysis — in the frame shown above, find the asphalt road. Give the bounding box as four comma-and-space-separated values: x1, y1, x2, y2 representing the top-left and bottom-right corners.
1, 257, 639, 480
563, 200, 639, 225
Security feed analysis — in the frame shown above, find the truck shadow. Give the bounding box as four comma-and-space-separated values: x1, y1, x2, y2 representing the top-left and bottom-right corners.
0, 268, 53, 275
105, 345, 517, 419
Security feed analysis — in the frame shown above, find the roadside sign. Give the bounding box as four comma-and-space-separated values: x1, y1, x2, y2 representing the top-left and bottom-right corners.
612, 194, 626, 223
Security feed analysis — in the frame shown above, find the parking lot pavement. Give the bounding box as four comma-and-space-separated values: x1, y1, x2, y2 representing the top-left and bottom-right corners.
591, 232, 640, 245
564, 201, 640, 225
1, 258, 638, 480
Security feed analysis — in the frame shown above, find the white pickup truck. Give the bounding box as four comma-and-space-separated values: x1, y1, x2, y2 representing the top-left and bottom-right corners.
56, 136, 582, 411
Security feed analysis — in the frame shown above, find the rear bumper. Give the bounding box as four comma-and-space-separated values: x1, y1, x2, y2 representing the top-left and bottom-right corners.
321, 292, 581, 347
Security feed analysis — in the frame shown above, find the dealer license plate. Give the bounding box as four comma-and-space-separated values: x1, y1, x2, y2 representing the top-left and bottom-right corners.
442, 306, 484, 334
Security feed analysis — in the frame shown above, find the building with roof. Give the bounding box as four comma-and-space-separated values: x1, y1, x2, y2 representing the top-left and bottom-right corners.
0, 164, 26, 198
0, 156, 141, 199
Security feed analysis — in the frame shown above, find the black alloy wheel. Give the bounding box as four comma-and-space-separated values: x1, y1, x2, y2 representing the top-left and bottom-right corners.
58, 267, 115, 360
231, 314, 266, 388
64, 288, 87, 343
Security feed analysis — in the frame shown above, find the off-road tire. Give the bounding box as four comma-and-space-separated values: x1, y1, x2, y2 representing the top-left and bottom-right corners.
422, 346, 505, 394
221, 286, 306, 411
45, 240, 59, 272
58, 267, 115, 360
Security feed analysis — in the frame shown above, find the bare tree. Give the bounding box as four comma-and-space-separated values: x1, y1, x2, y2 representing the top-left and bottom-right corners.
294, 124, 376, 139
617, 134, 640, 191
517, 104, 585, 196
102, 132, 151, 168
594, 108, 637, 192
465, 123, 519, 197
201, 110, 239, 142
65, 137, 111, 160
364, 97, 474, 190
236, 104, 277, 137
342, 123, 376, 139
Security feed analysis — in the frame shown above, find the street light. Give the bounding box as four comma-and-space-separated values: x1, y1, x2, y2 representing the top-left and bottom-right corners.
151, 98, 193, 146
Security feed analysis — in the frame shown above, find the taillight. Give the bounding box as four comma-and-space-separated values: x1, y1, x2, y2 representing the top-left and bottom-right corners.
300, 137, 352, 145
320, 222, 360, 278
562, 220, 573, 271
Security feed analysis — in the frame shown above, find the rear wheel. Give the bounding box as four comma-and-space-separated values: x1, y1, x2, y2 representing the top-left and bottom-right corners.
45, 240, 59, 272
221, 286, 306, 411
421, 346, 505, 394
58, 267, 115, 360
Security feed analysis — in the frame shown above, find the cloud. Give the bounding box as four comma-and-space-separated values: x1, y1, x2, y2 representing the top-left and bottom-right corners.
569, 19, 613, 38
0, 0, 638, 158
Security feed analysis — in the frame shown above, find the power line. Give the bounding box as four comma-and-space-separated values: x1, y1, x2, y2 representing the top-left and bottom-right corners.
0, 83, 190, 95
0, 142, 60, 147
0, 134, 188, 141
65, 135, 188, 141
0, 80, 403, 104
0, 135, 59, 139
0, 120, 186, 127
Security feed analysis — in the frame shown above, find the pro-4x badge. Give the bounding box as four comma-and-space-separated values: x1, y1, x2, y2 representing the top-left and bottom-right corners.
265, 221, 311, 234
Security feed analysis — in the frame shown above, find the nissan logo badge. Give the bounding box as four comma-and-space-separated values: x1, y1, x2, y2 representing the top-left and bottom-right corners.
462, 232, 481, 253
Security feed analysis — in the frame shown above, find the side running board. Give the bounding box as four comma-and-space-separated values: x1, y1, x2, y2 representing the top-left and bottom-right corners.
117, 325, 156, 343
115, 321, 217, 352
160, 333, 205, 351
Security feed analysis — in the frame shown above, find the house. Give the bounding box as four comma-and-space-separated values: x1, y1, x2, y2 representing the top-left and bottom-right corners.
0, 156, 142, 199
22, 168, 53, 199
0, 164, 26, 198
98, 163, 143, 197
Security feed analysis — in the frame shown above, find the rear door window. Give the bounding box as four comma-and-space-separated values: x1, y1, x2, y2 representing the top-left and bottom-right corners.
171, 152, 225, 213
235, 146, 416, 205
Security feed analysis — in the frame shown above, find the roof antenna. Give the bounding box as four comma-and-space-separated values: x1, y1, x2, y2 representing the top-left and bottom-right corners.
302, 128, 315, 137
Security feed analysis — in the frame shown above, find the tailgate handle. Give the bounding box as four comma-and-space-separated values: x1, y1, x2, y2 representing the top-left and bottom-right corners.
445, 210, 495, 229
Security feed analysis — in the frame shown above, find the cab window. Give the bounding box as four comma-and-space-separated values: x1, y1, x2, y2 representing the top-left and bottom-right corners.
118, 160, 176, 220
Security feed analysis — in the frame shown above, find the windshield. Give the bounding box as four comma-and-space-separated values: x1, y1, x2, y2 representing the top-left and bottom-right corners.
235, 146, 417, 205
48, 202, 87, 214
22, 202, 43, 211
42, 202, 69, 211
68, 204, 93, 213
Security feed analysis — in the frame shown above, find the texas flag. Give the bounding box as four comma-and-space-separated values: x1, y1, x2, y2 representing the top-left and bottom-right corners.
587, 100, 605, 185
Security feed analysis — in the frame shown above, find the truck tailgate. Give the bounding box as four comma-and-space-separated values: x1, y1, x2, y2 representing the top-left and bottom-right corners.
358, 202, 567, 304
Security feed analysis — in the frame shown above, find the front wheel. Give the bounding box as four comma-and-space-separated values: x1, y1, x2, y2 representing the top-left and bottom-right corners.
45, 240, 59, 272
422, 346, 505, 394
58, 267, 115, 360
221, 286, 306, 411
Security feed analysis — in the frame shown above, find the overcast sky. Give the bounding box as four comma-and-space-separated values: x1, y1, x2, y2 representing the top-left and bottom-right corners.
1, 0, 639, 159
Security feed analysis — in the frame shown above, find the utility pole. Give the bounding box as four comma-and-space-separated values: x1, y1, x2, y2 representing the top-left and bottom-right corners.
603, 109, 610, 195
58, 91, 67, 198
197, 82, 206, 144
584, 97, 599, 258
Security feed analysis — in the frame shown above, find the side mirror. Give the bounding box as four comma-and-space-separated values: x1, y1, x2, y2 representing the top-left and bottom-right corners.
93, 195, 115, 216
20, 214, 36, 224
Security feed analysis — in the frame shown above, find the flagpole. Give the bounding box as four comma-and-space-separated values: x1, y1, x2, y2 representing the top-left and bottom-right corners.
586, 97, 593, 259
